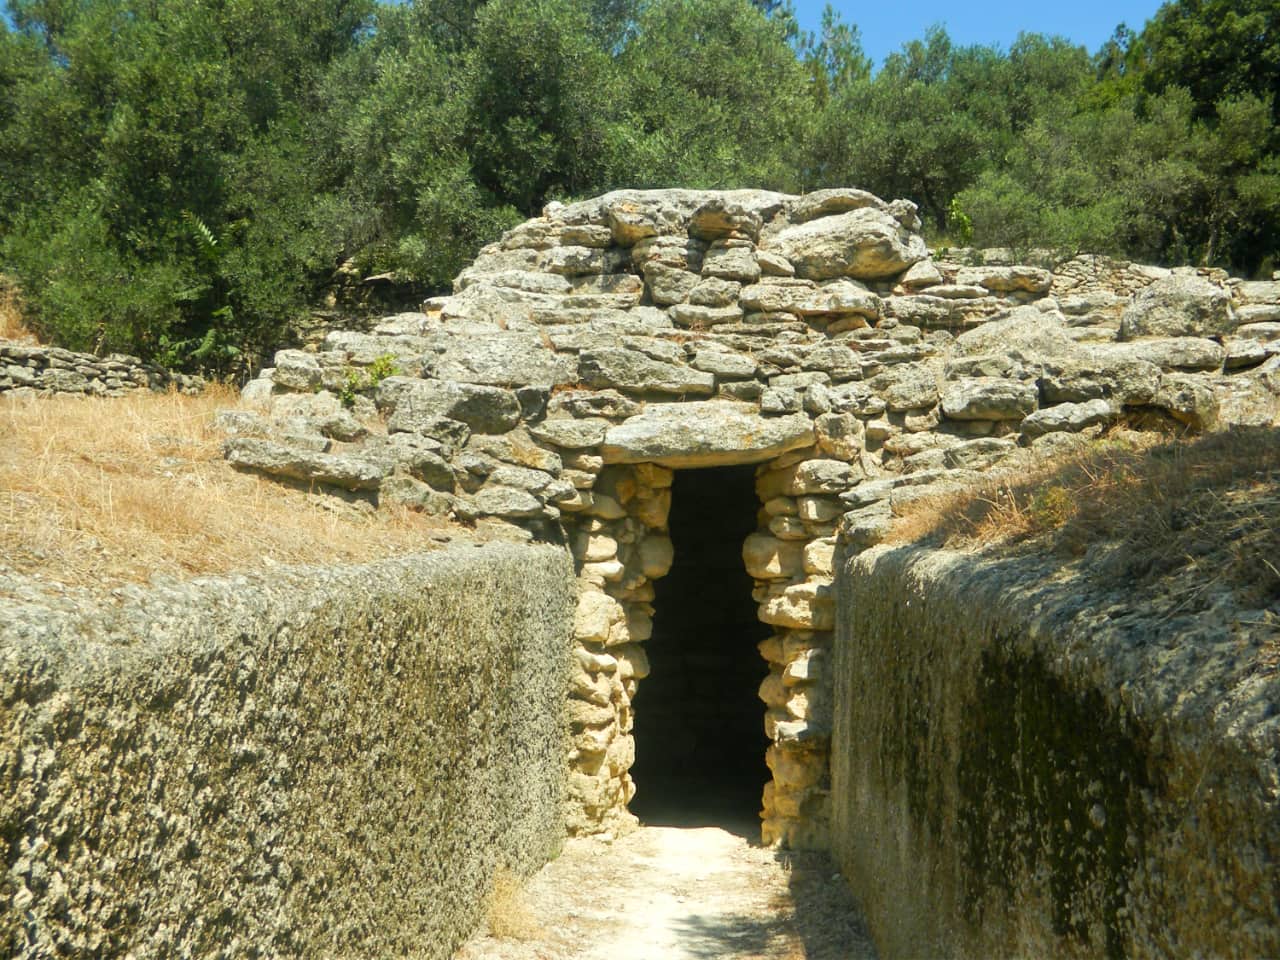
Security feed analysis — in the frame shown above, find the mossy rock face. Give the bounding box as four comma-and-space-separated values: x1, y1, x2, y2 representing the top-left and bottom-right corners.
956, 648, 1151, 960
830, 544, 1280, 960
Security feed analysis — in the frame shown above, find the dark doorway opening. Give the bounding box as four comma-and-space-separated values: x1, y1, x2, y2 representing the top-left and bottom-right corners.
629, 463, 771, 839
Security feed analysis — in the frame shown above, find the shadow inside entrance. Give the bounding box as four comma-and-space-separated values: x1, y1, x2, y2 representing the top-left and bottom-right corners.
630, 463, 771, 843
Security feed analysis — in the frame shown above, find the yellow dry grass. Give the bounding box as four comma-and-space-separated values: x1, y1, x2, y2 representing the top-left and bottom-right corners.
890, 426, 1280, 609
0, 387, 454, 591
485, 867, 544, 941
0, 278, 37, 343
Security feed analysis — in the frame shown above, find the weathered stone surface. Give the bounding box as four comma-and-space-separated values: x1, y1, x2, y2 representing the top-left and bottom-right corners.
952, 305, 1078, 361
384, 378, 521, 435
1120, 274, 1235, 339
763, 207, 928, 280
1108, 337, 1226, 372
868, 362, 939, 412
429, 333, 577, 387
1021, 399, 1118, 438
701, 242, 761, 283
643, 262, 701, 305
579, 349, 714, 396
601, 402, 814, 468
955, 265, 1052, 295
743, 534, 805, 580
941, 378, 1038, 421
1152, 374, 1219, 430
224, 437, 389, 490
1038, 354, 1161, 405
528, 418, 610, 449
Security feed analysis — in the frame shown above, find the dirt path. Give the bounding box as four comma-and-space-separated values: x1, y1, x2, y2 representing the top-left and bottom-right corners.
454, 826, 878, 960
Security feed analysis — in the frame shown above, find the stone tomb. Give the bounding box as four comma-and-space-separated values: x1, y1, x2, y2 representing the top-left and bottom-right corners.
224, 187, 1280, 848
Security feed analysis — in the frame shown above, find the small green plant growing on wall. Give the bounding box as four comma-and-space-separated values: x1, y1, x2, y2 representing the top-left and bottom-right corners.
338, 353, 400, 408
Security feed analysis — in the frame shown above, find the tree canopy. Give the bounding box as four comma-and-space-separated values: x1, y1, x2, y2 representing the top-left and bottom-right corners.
0, 0, 1275, 370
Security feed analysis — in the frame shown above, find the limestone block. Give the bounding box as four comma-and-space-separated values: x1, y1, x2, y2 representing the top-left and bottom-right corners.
582, 560, 625, 583
759, 582, 834, 630
548, 389, 644, 422
941, 378, 1038, 421
702, 242, 761, 283
630, 489, 672, 529
758, 635, 786, 664
1038, 355, 1161, 405
798, 496, 843, 523
224, 438, 389, 491
602, 402, 814, 469
568, 700, 616, 730
671, 303, 745, 329
758, 670, 788, 708
571, 669, 614, 707
529, 418, 610, 450
756, 250, 796, 276
803, 538, 837, 576
814, 412, 865, 461
1109, 337, 1226, 372
868, 362, 940, 412
579, 348, 714, 397
785, 187, 886, 224
271, 349, 323, 391
633, 462, 675, 489
691, 348, 759, 379
567, 770, 622, 810
624, 607, 653, 643
899, 259, 944, 291
605, 734, 636, 776
768, 515, 809, 540
576, 648, 618, 674
757, 458, 859, 499
385, 378, 522, 435
764, 496, 798, 516
578, 533, 619, 563
631, 235, 708, 271
637, 535, 674, 579
762, 207, 928, 281
587, 493, 627, 520
688, 277, 742, 307
742, 533, 805, 580
573, 726, 614, 758
612, 644, 650, 681
1153, 374, 1219, 430
574, 590, 625, 643
783, 647, 828, 685
1021, 399, 1118, 439
766, 744, 825, 789
955, 265, 1053, 295
1120, 274, 1235, 339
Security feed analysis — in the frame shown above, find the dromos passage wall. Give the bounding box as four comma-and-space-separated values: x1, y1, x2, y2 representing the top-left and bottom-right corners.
0, 543, 575, 960
831, 543, 1280, 960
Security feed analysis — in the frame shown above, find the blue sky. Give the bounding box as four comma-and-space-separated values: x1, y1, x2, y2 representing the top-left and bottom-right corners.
791, 0, 1166, 67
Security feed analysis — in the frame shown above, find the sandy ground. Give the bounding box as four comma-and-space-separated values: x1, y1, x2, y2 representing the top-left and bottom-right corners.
454, 825, 878, 960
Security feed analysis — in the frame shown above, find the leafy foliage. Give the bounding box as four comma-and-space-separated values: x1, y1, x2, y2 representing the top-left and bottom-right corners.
0, 0, 1276, 371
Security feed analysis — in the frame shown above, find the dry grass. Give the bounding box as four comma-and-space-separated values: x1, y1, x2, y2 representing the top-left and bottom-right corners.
0, 387, 456, 592
0, 278, 38, 343
485, 867, 544, 941
890, 426, 1280, 609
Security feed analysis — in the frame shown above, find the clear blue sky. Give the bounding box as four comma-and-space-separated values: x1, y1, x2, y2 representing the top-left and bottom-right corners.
792, 0, 1166, 67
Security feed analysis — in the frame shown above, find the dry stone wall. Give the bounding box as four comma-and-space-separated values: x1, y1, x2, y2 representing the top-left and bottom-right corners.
227, 187, 1280, 848
0, 544, 574, 960
0, 341, 204, 397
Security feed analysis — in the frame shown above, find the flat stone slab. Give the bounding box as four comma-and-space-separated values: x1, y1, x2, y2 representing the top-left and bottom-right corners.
600, 401, 814, 468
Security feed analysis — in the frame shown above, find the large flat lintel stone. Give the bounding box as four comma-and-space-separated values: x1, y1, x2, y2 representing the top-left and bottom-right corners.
600, 401, 814, 468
